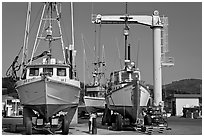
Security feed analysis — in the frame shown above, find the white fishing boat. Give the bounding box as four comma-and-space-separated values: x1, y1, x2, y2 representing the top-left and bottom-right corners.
91, 4, 151, 127
84, 83, 106, 113
83, 24, 107, 114
15, 2, 80, 134
16, 63, 81, 119
106, 65, 151, 122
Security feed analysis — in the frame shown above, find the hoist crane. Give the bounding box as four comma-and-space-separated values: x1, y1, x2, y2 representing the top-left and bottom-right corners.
92, 10, 174, 106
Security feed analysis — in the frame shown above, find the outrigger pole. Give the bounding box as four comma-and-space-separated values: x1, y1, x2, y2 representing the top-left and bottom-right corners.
21, 2, 31, 79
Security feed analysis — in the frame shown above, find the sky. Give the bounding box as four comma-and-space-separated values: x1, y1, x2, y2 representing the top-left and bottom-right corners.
1, 1, 202, 85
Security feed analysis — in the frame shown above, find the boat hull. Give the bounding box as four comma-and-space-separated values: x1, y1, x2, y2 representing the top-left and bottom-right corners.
16, 76, 81, 120
84, 96, 106, 113
106, 82, 150, 123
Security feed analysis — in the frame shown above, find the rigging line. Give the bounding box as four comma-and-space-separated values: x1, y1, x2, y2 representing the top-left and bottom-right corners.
83, 35, 95, 63
82, 35, 91, 85
98, 23, 102, 62
112, 48, 120, 72
81, 34, 92, 84
30, 3, 46, 65
94, 23, 97, 62
60, 5, 70, 48
102, 45, 107, 72
136, 39, 140, 69
101, 45, 104, 83
81, 34, 92, 83
29, 3, 43, 32
55, 3, 66, 63
81, 33, 86, 88
21, 2, 31, 75
21, 3, 42, 60
33, 14, 47, 54
102, 45, 108, 85
94, 24, 98, 62
85, 51, 91, 84
71, 2, 74, 47
128, 26, 138, 44
115, 37, 123, 69
30, 6, 48, 64
91, 2, 94, 16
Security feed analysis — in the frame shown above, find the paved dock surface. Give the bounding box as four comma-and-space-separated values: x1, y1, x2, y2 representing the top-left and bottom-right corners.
2, 116, 202, 135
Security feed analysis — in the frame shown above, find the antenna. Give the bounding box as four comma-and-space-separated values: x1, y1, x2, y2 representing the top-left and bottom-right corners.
124, 2, 129, 61
136, 39, 140, 69
70, 2, 78, 78
125, 2, 128, 14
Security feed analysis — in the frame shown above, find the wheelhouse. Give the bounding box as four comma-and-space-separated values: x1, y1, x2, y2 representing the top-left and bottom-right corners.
26, 65, 70, 79
110, 69, 141, 85
24, 58, 70, 79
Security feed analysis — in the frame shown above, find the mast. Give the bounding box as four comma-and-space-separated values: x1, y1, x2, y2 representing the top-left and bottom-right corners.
29, 3, 66, 65
136, 40, 140, 69
124, 2, 129, 61
98, 24, 102, 64
93, 20, 102, 86
71, 2, 74, 49
21, 2, 31, 79
48, 3, 53, 59
70, 2, 77, 79
94, 24, 97, 63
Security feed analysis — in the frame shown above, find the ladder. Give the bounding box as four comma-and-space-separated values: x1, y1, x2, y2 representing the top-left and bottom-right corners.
161, 16, 174, 67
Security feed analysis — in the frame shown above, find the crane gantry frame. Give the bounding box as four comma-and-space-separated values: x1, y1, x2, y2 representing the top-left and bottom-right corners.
92, 10, 174, 106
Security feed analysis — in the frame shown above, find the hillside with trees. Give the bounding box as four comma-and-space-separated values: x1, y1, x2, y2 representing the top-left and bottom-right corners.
164, 79, 202, 95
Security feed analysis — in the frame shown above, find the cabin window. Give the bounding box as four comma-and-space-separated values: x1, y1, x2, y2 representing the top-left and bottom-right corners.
57, 68, 66, 76
43, 68, 53, 75
29, 68, 39, 76
121, 72, 129, 82
6, 100, 12, 105
132, 73, 139, 80
114, 72, 119, 84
